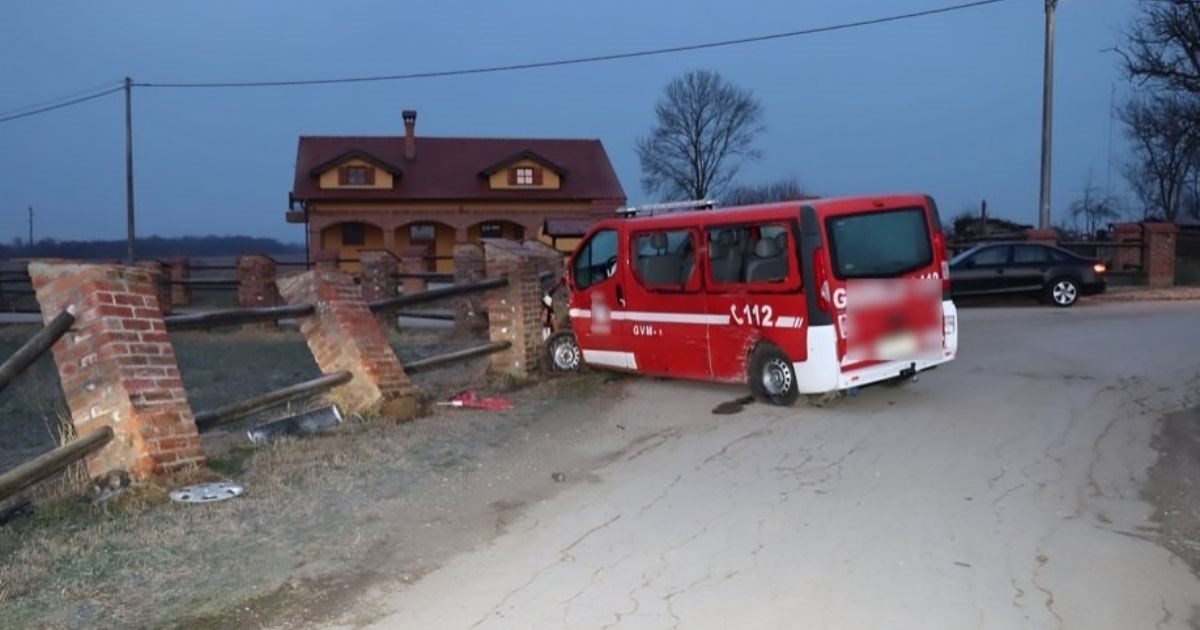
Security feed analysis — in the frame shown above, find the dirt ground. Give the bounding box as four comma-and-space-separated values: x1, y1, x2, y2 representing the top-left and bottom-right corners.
1144, 405, 1200, 577
0, 318, 580, 629
0, 337, 619, 630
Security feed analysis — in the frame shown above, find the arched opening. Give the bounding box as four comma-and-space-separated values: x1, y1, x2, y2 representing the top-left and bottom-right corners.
467, 220, 526, 244
395, 221, 455, 273
320, 221, 384, 273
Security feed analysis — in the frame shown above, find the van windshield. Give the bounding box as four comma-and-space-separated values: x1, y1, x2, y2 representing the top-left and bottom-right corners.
826, 207, 933, 278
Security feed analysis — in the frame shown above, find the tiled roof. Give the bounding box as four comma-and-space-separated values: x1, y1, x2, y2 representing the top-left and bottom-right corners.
293, 136, 626, 202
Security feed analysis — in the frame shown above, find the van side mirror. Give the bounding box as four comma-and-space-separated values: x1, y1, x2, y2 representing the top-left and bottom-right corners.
964, 259, 976, 270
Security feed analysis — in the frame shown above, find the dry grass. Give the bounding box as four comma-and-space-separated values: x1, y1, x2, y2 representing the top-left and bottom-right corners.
0, 325, 604, 629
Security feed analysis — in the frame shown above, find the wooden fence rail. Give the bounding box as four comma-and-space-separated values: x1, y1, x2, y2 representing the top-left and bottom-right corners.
369, 276, 508, 313
194, 371, 353, 431
0, 309, 75, 394
164, 304, 316, 331
403, 341, 512, 374
0, 426, 114, 504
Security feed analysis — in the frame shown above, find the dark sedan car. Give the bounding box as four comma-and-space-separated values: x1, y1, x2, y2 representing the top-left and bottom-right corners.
948, 242, 1107, 307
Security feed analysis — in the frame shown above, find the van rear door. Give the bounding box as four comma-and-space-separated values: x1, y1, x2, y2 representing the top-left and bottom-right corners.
820, 200, 946, 369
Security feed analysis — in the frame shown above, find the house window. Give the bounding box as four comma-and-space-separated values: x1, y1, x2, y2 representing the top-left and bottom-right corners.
341, 222, 366, 246
341, 165, 373, 186
410, 224, 436, 243
515, 167, 534, 185
480, 223, 504, 238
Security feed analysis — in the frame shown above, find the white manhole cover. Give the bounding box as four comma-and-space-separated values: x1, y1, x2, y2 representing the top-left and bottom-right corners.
169, 482, 244, 504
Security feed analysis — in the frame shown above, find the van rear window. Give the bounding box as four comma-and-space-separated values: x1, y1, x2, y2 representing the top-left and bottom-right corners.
826, 207, 932, 279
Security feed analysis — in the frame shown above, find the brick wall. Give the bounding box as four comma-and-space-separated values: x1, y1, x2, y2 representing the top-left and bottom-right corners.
484, 241, 548, 378
237, 255, 281, 330
29, 261, 204, 479
359, 250, 399, 303
1112, 223, 1143, 271
452, 243, 488, 335
1024, 228, 1058, 246
1143, 222, 1178, 286
165, 257, 190, 307
277, 269, 418, 419
136, 260, 172, 316
399, 246, 428, 296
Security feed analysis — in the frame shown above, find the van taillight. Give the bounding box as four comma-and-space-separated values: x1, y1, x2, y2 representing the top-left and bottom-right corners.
932, 230, 951, 293
813, 247, 832, 312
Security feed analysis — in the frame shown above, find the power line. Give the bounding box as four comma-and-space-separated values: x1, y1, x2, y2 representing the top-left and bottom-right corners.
136, 0, 1013, 89
0, 79, 124, 119
0, 85, 124, 124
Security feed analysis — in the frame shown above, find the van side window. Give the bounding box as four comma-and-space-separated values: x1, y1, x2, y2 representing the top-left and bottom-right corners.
573, 229, 618, 290
707, 223, 796, 287
632, 229, 697, 290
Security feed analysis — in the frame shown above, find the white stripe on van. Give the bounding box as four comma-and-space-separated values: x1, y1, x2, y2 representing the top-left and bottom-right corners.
581, 350, 638, 369
568, 309, 730, 325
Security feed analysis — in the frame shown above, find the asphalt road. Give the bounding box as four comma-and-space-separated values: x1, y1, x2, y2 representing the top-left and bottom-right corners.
330, 301, 1200, 630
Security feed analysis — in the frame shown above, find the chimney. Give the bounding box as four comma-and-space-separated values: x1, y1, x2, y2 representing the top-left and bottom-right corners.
403, 110, 417, 160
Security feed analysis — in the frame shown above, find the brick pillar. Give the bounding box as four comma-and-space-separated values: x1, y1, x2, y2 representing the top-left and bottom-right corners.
237, 255, 280, 329
28, 261, 204, 479
359, 250, 399, 302
136, 260, 172, 316
1112, 223, 1142, 272
484, 241, 545, 379
1142, 222, 1178, 287
452, 243, 488, 335
1024, 228, 1058, 246
165, 257, 190, 308
360, 250, 400, 330
399, 246, 428, 296
277, 269, 418, 419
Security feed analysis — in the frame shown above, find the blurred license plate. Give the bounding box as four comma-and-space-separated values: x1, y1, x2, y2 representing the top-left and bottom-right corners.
875, 333, 918, 360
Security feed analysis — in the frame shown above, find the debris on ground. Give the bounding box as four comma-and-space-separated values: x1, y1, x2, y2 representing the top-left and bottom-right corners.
85, 469, 132, 504
551, 472, 566, 483
247, 406, 343, 445
437, 390, 514, 411
169, 482, 244, 504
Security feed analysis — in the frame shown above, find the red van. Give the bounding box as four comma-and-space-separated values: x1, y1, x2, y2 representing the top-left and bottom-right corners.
559, 194, 958, 406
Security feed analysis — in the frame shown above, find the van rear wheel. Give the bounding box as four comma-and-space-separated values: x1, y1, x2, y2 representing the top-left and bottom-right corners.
749, 346, 799, 406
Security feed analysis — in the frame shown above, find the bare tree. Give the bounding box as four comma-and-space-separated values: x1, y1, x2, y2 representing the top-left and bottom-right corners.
1123, 0, 1200, 98
1120, 93, 1200, 221
1069, 169, 1120, 237
722, 178, 812, 206
636, 70, 765, 201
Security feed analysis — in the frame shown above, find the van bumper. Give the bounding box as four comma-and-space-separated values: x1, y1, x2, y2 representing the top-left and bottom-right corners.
793, 300, 958, 394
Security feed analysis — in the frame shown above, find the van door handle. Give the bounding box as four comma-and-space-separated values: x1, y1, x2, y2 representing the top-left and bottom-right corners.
615, 284, 626, 307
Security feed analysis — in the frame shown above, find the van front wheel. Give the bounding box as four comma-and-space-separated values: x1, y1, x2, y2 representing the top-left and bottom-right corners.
749, 346, 799, 406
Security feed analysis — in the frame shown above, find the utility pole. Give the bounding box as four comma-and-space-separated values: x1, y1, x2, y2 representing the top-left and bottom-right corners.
27, 206, 33, 248
1037, 0, 1058, 229
124, 76, 136, 264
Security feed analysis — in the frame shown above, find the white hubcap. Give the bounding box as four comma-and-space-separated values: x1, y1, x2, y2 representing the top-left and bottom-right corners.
1053, 281, 1077, 304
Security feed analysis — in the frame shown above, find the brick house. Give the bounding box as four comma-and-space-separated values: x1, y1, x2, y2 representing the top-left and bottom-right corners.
287, 110, 626, 272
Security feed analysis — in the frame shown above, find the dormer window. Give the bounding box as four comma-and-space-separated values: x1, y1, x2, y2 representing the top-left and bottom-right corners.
508, 166, 542, 186
339, 165, 375, 186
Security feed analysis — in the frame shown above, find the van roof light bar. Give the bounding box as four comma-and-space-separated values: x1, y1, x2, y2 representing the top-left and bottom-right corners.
615, 199, 717, 218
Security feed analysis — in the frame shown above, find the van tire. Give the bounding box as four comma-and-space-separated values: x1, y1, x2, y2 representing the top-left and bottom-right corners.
545, 331, 583, 373
749, 345, 799, 407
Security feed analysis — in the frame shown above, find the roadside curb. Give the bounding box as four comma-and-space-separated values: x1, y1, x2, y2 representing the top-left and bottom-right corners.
1089, 288, 1200, 303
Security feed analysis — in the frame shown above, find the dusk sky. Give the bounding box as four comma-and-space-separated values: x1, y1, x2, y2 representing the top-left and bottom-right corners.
1, 0, 1137, 245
